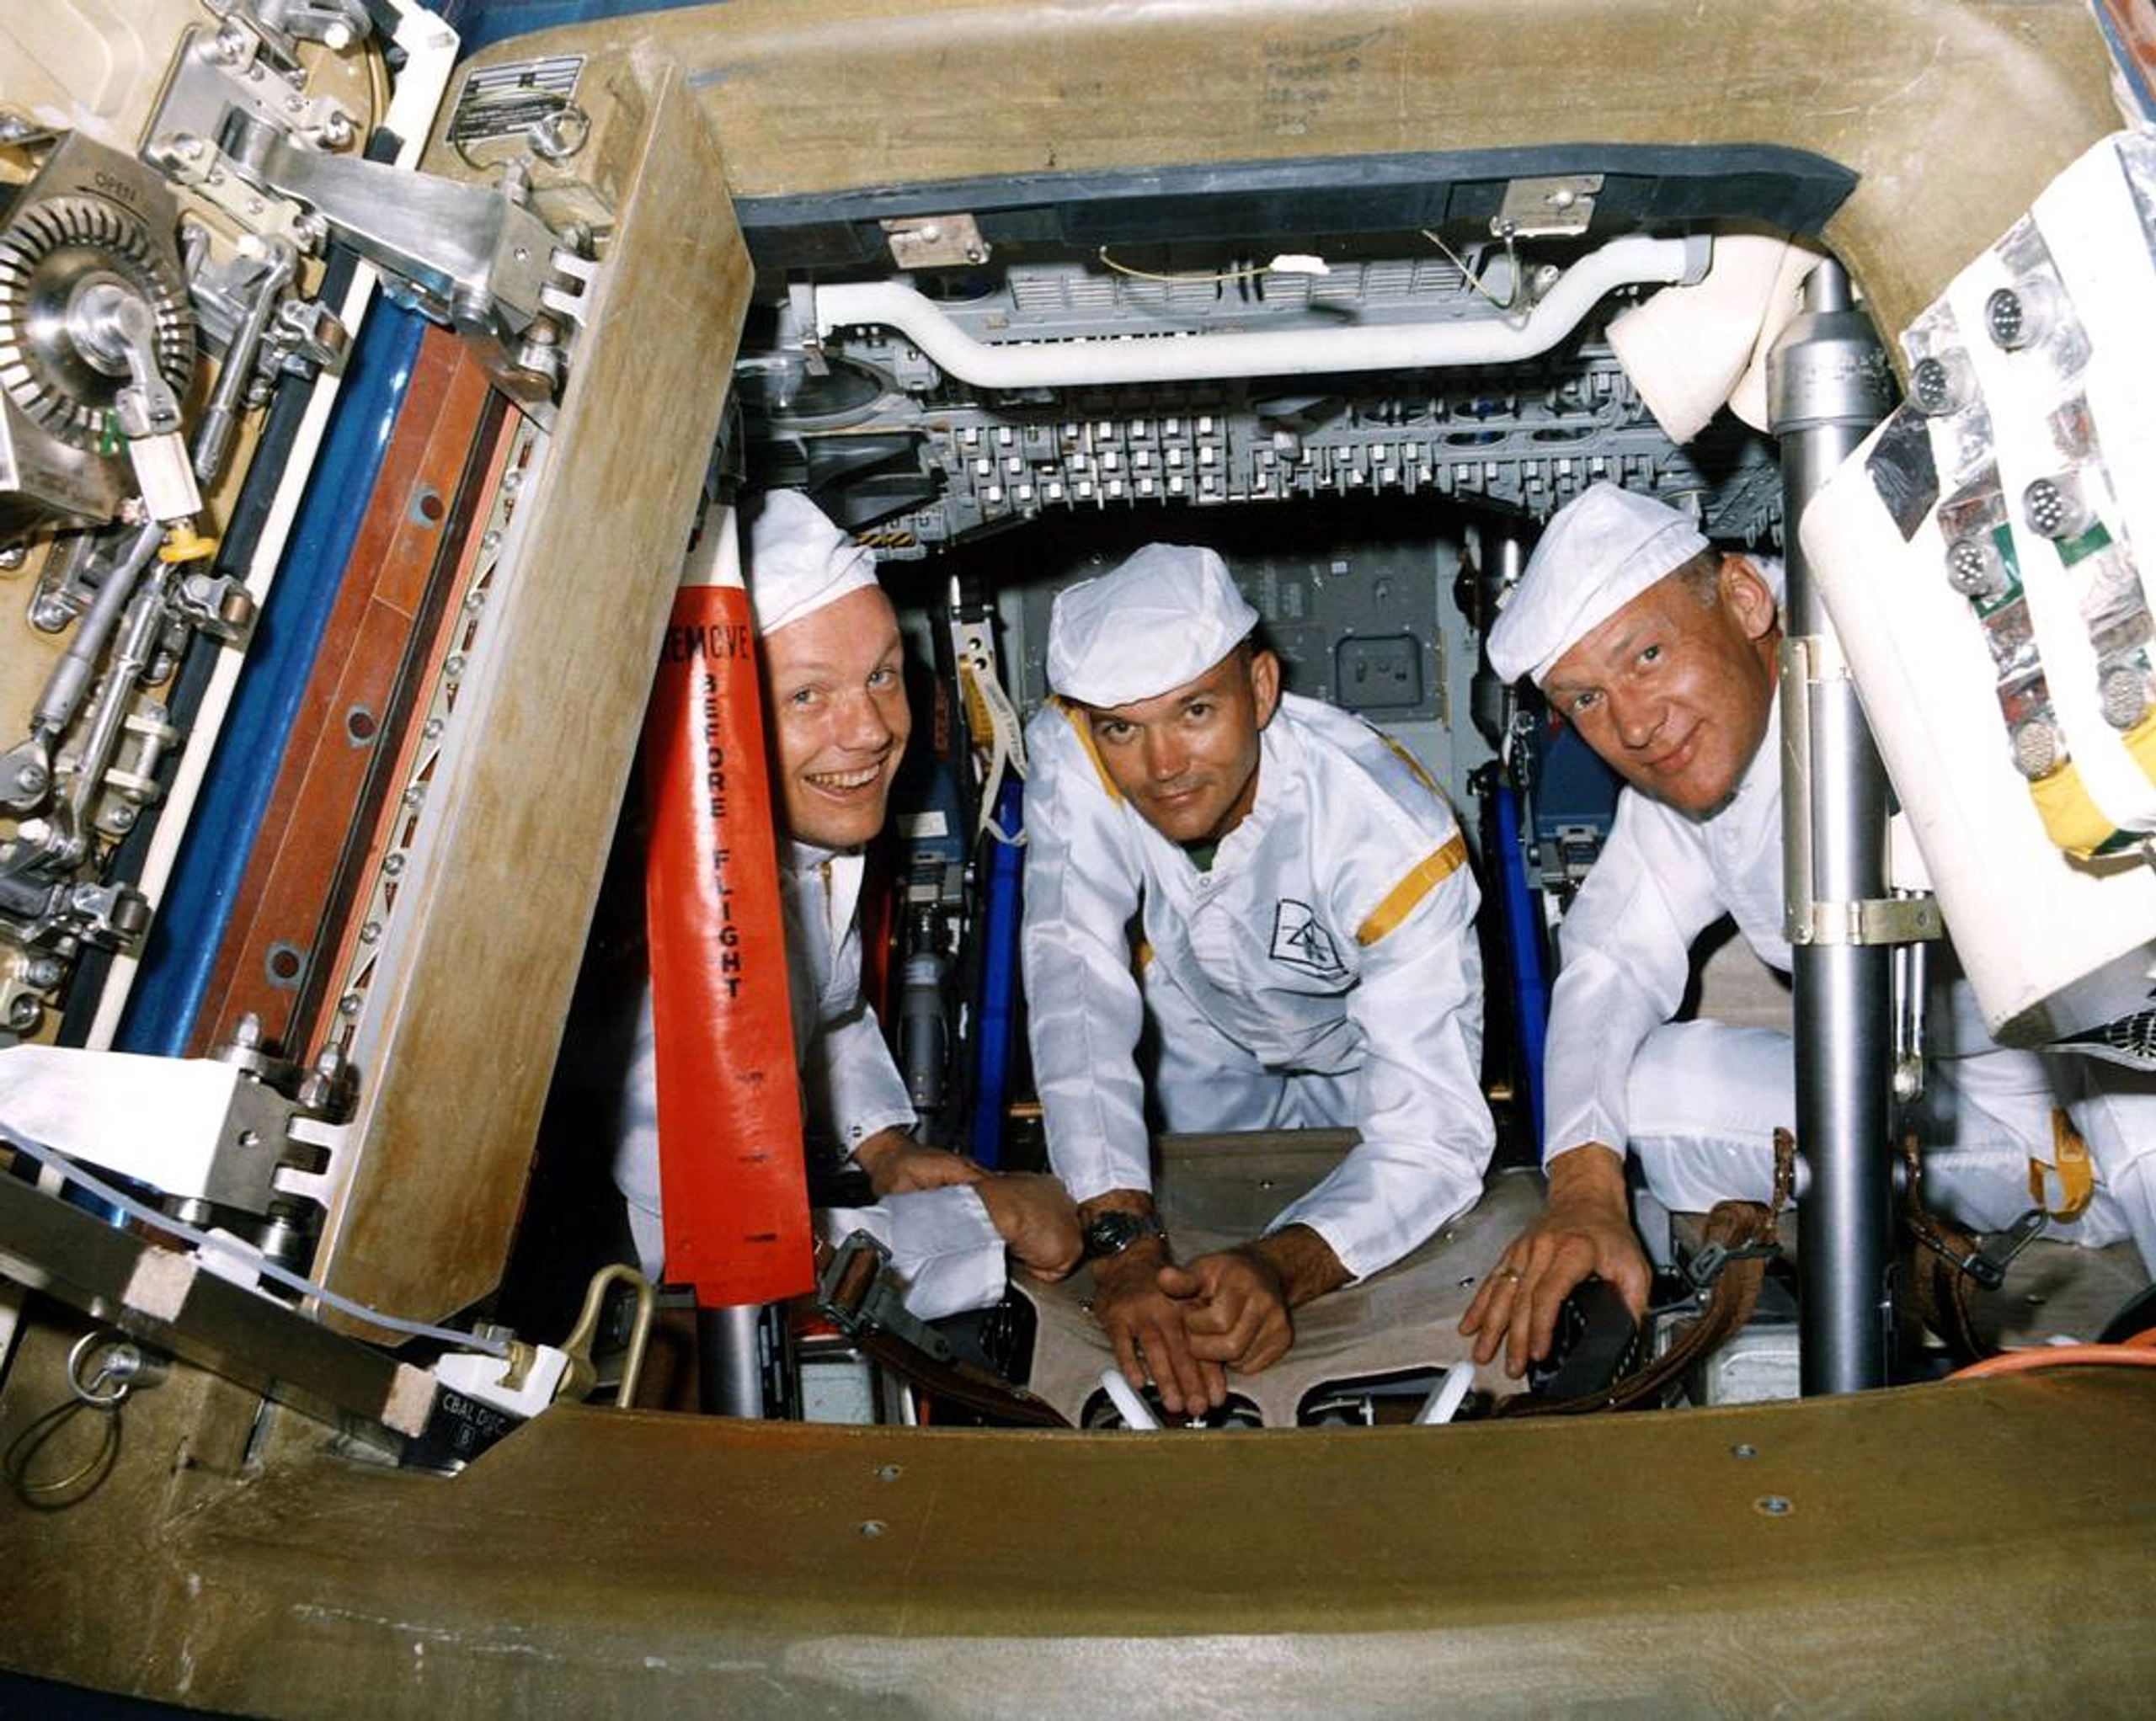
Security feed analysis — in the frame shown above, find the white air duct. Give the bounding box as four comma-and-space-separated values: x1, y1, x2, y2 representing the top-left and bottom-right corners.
812, 233, 1710, 390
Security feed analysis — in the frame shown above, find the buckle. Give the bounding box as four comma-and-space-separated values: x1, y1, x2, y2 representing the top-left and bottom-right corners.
815, 1229, 955, 1362
1685, 1238, 1780, 1290
1915, 1207, 2047, 1291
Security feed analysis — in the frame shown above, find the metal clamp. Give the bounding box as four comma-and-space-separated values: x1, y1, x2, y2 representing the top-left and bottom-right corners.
1685, 1237, 1781, 1290
1913, 1206, 2047, 1292
1789, 893, 1944, 947
816, 1229, 954, 1363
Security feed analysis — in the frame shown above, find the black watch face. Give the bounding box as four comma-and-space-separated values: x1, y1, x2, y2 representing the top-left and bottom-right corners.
1083, 1211, 1159, 1259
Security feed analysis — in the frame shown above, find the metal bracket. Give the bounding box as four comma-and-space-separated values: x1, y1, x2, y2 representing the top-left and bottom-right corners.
147, 115, 590, 424
0, 1031, 350, 1217
1790, 894, 1944, 947
1492, 174, 1603, 238
1781, 631, 1945, 947
153, 24, 360, 166
883, 214, 990, 269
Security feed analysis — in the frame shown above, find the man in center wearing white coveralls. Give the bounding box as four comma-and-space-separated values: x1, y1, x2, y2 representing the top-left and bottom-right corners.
1023, 544, 1494, 1415
1459, 482, 2156, 1377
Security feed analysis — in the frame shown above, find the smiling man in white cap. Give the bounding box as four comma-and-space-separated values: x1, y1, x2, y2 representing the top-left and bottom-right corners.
1460, 480, 2156, 1378
611, 489, 1080, 1317
1023, 542, 1493, 1415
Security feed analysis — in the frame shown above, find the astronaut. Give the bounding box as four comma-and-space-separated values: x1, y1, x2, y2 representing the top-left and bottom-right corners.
1460, 482, 2156, 1376
1022, 543, 1493, 1415
611, 490, 1080, 1317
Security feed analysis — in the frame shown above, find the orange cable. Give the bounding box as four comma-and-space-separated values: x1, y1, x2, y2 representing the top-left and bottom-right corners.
1948, 1335, 2156, 1382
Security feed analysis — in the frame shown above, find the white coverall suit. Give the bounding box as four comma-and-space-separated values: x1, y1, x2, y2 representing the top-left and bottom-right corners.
1022, 691, 1494, 1281
1552, 703, 2156, 1276
611, 840, 1006, 1319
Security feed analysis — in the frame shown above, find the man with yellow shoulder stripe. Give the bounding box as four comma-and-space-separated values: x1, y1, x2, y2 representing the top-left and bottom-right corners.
1022, 543, 1493, 1415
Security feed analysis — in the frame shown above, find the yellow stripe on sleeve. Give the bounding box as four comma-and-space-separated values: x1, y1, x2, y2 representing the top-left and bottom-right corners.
1378, 732, 1441, 796
1355, 833, 1468, 946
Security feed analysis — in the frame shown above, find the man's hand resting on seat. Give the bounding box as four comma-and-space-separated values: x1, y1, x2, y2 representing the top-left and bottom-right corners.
1457, 1143, 1651, 1377
975, 1172, 1082, 1282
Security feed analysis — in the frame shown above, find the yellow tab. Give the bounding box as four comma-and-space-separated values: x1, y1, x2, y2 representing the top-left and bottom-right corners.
2029, 1109, 2095, 1222
1356, 834, 1467, 946
1053, 696, 1122, 802
2028, 758, 2118, 857
2026, 708, 2156, 859
157, 524, 218, 564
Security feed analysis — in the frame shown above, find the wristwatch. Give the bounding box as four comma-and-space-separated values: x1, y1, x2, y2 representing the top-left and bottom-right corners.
1081, 1209, 1168, 1261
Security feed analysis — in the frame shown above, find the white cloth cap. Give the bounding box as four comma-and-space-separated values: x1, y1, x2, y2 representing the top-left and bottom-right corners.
1046, 543, 1260, 706
746, 489, 881, 637
1486, 483, 1710, 686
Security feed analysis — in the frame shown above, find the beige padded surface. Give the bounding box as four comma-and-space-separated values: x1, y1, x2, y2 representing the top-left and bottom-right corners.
1019, 1133, 1542, 1425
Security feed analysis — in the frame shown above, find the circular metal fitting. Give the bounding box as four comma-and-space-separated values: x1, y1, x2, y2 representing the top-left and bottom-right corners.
1945, 535, 2007, 598
2022, 473, 2092, 541
67, 1329, 147, 1407
527, 102, 590, 163
2100, 663, 2153, 731
2010, 716, 2063, 781
0, 194, 194, 449
1983, 282, 2057, 352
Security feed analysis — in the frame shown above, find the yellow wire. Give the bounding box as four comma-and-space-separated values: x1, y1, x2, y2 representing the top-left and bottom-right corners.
1421, 230, 1519, 311
1096, 247, 1267, 286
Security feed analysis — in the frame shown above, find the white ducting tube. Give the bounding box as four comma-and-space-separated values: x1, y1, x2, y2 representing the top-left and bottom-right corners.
1097, 1365, 1162, 1430
1413, 1361, 1477, 1425
814, 234, 1710, 391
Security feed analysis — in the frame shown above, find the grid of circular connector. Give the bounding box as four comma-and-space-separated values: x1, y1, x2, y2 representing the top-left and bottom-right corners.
1945, 535, 2006, 598
1909, 353, 1967, 416
2100, 663, 2153, 731
2010, 715, 2063, 779
2022, 474, 2090, 541
1985, 285, 2035, 350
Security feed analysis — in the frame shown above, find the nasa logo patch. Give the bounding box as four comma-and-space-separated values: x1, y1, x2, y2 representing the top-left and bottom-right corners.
1269, 898, 1344, 975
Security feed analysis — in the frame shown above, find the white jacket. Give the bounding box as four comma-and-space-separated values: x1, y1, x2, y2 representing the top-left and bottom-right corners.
1542, 705, 1790, 1163
612, 840, 1003, 1316
1022, 691, 1493, 1279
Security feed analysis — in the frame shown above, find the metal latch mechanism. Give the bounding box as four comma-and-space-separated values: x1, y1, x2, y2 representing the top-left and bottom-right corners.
817, 1229, 956, 1361
145, 112, 595, 426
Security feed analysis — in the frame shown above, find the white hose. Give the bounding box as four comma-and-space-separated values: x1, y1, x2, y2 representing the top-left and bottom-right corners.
1097, 1364, 1161, 1430
815, 234, 1709, 391
1414, 1360, 1477, 1425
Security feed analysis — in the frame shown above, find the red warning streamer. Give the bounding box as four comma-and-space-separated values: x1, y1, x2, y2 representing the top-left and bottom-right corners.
642, 505, 812, 1308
